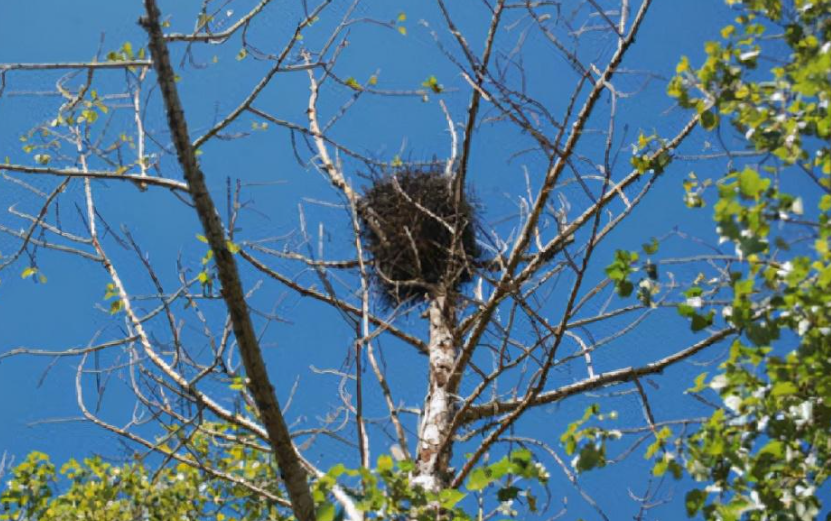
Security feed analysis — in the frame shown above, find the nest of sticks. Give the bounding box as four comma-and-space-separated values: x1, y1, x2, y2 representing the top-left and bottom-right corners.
357, 166, 480, 307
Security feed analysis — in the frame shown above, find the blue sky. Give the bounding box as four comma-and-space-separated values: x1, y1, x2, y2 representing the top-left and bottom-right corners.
1, 0, 806, 518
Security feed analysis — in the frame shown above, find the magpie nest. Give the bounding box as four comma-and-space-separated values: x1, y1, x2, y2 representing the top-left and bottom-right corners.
358, 166, 481, 307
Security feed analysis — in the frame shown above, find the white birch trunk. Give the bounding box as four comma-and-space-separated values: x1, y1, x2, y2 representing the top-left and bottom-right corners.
413, 294, 456, 492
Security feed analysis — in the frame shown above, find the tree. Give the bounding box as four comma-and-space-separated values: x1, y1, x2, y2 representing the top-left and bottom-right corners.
0, 0, 827, 519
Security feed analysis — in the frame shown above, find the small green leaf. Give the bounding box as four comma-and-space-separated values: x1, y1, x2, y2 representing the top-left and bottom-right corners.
770, 381, 798, 397
466, 467, 492, 491
376, 454, 393, 473
109, 300, 124, 315
344, 77, 363, 91
439, 489, 465, 508
496, 486, 520, 502
642, 237, 659, 255
688, 372, 709, 393
685, 489, 707, 516
737, 167, 770, 200
316, 502, 336, 521
421, 75, 443, 94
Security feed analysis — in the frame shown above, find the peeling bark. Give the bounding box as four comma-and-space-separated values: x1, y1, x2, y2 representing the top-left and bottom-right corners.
414, 294, 457, 492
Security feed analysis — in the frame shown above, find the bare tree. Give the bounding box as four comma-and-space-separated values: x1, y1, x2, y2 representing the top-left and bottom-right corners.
0, 0, 743, 519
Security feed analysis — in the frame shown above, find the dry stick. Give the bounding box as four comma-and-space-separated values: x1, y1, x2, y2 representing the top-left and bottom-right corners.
139, 3, 315, 520
304, 43, 414, 477
350, 200, 372, 470
0, 336, 140, 362
0, 61, 151, 71
191, 0, 330, 150
446, 0, 505, 194
0, 178, 70, 271
457, 112, 699, 342
307, 51, 374, 469
460, 326, 737, 422
0, 223, 101, 261
240, 249, 428, 353
164, 0, 274, 42
438, 99, 458, 177
450, 60, 636, 486
365, 341, 413, 462
76, 132, 266, 439
0, 163, 189, 191
132, 67, 150, 189
507, 436, 610, 521
634, 378, 658, 438
73, 354, 293, 508
9, 204, 92, 244
450, 0, 655, 395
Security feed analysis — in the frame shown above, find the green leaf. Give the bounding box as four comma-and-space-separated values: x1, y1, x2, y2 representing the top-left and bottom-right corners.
737, 167, 770, 200
575, 443, 605, 472
316, 502, 336, 521
21, 267, 37, 279
466, 467, 492, 491
758, 440, 783, 458
642, 237, 659, 255
376, 454, 393, 473
109, 300, 124, 315
439, 489, 465, 508
701, 110, 719, 130
690, 310, 714, 332
421, 75, 443, 93
196, 234, 208, 243
226, 240, 241, 254
688, 372, 709, 393
496, 486, 520, 502
770, 381, 798, 397
344, 77, 363, 91
685, 489, 707, 516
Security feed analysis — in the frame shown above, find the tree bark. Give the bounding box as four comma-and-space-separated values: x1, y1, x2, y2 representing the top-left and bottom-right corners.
414, 294, 457, 492
139, 3, 316, 521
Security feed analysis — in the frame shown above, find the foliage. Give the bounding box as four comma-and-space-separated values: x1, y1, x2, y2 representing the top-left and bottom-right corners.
0, 448, 283, 521
0, 442, 550, 521
585, 0, 831, 518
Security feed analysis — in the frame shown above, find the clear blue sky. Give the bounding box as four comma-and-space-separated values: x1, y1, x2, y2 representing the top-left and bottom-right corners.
1, 0, 800, 519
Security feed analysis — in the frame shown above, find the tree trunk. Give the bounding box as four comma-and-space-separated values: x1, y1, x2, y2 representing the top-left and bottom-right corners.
414, 294, 457, 492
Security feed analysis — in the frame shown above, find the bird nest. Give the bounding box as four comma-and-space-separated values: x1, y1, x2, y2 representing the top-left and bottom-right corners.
358, 166, 480, 307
